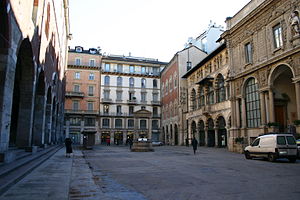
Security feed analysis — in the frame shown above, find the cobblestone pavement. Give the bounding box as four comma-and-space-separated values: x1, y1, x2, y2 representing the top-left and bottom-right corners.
84, 145, 300, 200
0, 145, 299, 200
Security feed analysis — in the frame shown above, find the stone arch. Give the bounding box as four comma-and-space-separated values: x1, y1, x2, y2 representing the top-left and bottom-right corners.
207, 118, 215, 147
174, 124, 179, 145
268, 64, 296, 130
216, 116, 227, 147
197, 120, 205, 146
32, 71, 46, 146
170, 124, 173, 145
241, 75, 259, 98
191, 120, 197, 138
10, 38, 35, 147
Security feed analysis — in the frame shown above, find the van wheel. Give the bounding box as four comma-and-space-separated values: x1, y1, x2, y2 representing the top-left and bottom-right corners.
288, 158, 296, 163
245, 151, 252, 159
268, 153, 276, 162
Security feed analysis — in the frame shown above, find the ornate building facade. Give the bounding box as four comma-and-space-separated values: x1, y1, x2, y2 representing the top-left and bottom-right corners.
222, 0, 300, 152
182, 43, 231, 148
0, 0, 70, 162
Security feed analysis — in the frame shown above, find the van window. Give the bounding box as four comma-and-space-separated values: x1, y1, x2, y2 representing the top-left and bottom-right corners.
252, 138, 260, 146
277, 136, 286, 145
286, 136, 296, 145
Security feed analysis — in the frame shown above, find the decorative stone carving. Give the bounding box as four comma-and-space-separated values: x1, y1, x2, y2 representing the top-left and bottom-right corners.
290, 11, 300, 37
259, 69, 269, 87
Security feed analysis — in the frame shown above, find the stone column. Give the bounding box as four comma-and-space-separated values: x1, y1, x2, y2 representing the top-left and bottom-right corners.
241, 98, 247, 128
235, 98, 240, 128
259, 92, 266, 125
295, 81, 300, 119
264, 92, 269, 122
204, 127, 208, 146
214, 127, 218, 147
268, 89, 275, 122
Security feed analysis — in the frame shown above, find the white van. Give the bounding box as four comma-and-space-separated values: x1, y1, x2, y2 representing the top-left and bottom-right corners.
244, 133, 297, 162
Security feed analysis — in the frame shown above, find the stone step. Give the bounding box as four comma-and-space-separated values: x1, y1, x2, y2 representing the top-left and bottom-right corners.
0, 145, 63, 195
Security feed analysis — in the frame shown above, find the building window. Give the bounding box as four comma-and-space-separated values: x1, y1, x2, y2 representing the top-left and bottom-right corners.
128, 119, 134, 128
89, 59, 95, 67
191, 89, 196, 110
75, 58, 81, 65
104, 63, 110, 72
89, 73, 95, 80
245, 78, 261, 128
129, 77, 134, 87
117, 76, 122, 86
207, 86, 214, 105
115, 119, 122, 128
129, 106, 134, 115
117, 105, 122, 115
162, 83, 165, 96
104, 76, 110, 85
199, 87, 205, 107
169, 77, 173, 91
129, 65, 135, 73
174, 75, 177, 88
153, 93, 158, 101
72, 100, 79, 110
116, 91, 122, 100
75, 72, 80, 79
87, 102, 94, 111
103, 90, 110, 99
103, 104, 109, 113
88, 86, 94, 96
140, 120, 147, 129
141, 66, 146, 74
245, 42, 253, 64
153, 67, 159, 76
70, 117, 81, 126
117, 64, 123, 72
73, 85, 80, 92
153, 107, 158, 116
141, 78, 146, 88
152, 120, 159, 129
141, 92, 146, 102
102, 118, 110, 128
129, 92, 135, 100
153, 79, 157, 88
166, 80, 169, 94
141, 106, 146, 110
216, 75, 226, 103
273, 24, 283, 49
85, 118, 95, 126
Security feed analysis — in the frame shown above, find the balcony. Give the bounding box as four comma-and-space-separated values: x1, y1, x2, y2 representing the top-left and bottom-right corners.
127, 99, 137, 104
151, 100, 160, 105
65, 91, 84, 98
65, 109, 98, 115
99, 112, 129, 117
101, 98, 112, 103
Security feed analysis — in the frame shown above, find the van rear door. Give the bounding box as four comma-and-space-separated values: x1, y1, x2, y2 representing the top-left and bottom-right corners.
286, 136, 297, 156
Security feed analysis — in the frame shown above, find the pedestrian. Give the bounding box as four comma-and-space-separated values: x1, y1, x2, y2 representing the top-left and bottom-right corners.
106, 137, 110, 146
64, 138, 73, 158
128, 138, 133, 149
191, 137, 198, 155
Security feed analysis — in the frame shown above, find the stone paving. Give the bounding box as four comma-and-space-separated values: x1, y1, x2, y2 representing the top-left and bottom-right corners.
0, 145, 299, 200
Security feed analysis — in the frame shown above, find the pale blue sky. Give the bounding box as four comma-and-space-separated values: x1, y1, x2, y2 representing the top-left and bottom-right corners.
69, 0, 250, 62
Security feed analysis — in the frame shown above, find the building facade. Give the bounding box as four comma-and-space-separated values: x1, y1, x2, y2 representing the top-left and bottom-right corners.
182, 43, 231, 148
0, 0, 70, 162
161, 46, 207, 145
100, 55, 166, 145
222, 0, 300, 152
64, 46, 101, 144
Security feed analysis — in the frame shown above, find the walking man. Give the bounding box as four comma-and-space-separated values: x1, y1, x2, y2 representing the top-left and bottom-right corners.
191, 137, 198, 155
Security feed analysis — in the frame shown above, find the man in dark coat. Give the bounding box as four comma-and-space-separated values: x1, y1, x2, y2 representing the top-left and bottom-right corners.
191, 137, 198, 155
64, 138, 73, 158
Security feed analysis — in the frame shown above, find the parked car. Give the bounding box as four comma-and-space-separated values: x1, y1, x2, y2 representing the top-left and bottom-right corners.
138, 138, 148, 142
152, 141, 164, 146
297, 139, 300, 158
244, 133, 297, 162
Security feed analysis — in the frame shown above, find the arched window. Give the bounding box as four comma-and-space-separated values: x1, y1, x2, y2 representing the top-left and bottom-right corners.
199, 87, 205, 107
207, 85, 214, 104
104, 76, 110, 85
141, 78, 146, 88
129, 77, 134, 87
117, 76, 122, 86
191, 89, 196, 110
216, 74, 226, 103
245, 78, 261, 128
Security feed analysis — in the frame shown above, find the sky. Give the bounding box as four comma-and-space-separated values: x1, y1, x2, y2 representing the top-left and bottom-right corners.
69, 0, 251, 62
